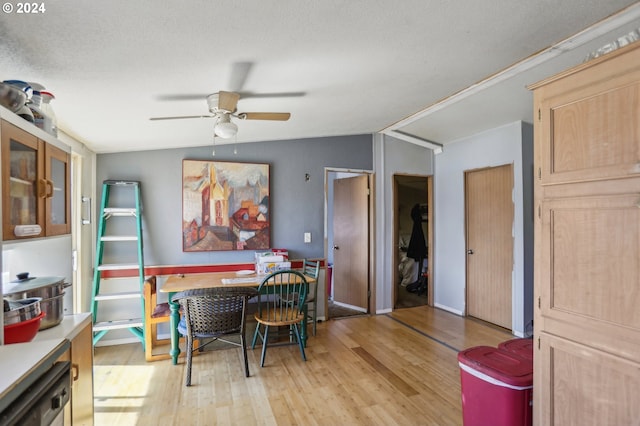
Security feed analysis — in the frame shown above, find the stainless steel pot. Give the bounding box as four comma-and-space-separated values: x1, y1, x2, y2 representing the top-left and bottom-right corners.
4, 276, 70, 329
37, 294, 66, 330
3, 297, 42, 326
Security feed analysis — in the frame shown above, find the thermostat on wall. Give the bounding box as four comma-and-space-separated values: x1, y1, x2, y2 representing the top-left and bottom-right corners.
14, 225, 42, 237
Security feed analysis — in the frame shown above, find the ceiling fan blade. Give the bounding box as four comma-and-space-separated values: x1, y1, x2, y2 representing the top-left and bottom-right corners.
157, 91, 305, 102
218, 91, 240, 112
155, 94, 207, 101
149, 115, 214, 121
228, 61, 253, 92
238, 91, 306, 99
240, 112, 291, 121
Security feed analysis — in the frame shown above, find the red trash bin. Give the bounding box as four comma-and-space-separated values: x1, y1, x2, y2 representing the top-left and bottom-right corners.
498, 338, 533, 362
458, 346, 533, 426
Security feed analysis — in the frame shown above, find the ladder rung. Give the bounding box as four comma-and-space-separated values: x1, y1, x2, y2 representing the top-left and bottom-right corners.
93, 318, 143, 331
95, 292, 142, 301
101, 235, 139, 242
104, 207, 137, 216
97, 263, 140, 271
104, 180, 139, 186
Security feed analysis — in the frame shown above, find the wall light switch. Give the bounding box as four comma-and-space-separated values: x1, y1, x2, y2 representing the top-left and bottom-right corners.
304, 232, 312, 243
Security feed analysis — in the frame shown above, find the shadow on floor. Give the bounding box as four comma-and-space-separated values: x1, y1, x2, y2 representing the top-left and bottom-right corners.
395, 283, 428, 309
327, 300, 367, 319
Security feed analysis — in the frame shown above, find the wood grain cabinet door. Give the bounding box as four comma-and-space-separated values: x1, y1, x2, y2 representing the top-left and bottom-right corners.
535, 48, 640, 185
536, 333, 640, 426
538, 193, 640, 359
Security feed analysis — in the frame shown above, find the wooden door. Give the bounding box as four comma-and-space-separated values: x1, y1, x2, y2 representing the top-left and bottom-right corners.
465, 164, 513, 329
332, 175, 369, 312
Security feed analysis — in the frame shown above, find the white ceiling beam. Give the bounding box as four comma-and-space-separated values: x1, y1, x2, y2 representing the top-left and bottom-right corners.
382, 130, 444, 154
382, 2, 640, 132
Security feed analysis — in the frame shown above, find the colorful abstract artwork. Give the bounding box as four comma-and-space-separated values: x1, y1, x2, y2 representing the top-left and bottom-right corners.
182, 160, 270, 251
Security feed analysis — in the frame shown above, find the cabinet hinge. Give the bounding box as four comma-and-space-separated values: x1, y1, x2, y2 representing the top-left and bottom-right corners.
538, 167, 541, 179
538, 108, 541, 121
537, 205, 541, 219
538, 297, 541, 308
538, 337, 541, 349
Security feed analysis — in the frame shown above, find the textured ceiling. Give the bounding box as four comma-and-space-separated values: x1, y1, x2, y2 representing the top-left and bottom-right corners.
0, 1, 639, 153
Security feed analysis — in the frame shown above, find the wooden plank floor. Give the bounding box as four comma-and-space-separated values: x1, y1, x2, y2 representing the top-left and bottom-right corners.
93, 305, 513, 425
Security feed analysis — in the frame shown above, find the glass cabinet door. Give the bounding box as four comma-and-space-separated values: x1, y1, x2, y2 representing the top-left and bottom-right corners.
9, 141, 38, 224
45, 143, 71, 235
1, 122, 44, 239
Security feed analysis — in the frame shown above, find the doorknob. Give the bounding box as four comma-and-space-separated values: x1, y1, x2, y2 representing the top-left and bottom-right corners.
467, 249, 474, 255
333, 245, 340, 250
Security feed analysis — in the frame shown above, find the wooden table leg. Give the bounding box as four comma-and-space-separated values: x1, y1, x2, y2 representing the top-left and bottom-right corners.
168, 292, 180, 365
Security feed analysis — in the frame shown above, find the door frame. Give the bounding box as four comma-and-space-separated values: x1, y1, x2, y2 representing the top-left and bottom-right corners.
392, 174, 434, 308
324, 167, 375, 317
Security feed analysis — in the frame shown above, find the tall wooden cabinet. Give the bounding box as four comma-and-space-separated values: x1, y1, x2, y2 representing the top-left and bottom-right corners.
529, 42, 640, 424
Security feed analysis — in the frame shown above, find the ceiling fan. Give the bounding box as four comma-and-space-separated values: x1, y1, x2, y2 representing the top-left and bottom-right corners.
149, 90, 291, 138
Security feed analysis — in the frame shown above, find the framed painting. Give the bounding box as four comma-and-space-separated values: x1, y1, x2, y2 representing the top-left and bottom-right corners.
182, 159, 270, 251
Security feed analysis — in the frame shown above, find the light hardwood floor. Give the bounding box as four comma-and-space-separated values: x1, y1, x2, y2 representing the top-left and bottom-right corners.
93, 306, 513, 425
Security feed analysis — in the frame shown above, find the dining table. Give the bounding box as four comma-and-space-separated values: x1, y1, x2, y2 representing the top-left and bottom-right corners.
160, 270, 315, 365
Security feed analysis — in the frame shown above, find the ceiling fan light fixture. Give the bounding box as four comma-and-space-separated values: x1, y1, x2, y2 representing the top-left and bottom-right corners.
214, 115, 238, 138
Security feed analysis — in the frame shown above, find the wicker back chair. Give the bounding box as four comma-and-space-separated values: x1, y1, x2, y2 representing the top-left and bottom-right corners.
251, 270, 309, 367
172, 287, 258, 386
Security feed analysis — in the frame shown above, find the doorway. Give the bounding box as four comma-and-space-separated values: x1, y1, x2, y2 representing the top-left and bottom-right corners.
465, 164, 513, 330
393, 174, 433, 309
325, 169, 374, 318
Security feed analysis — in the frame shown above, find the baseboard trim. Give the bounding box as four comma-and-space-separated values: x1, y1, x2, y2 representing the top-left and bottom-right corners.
434, 303, 464, 316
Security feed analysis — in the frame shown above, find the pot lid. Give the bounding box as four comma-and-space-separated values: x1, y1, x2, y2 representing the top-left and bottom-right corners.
3, 276, 66, 295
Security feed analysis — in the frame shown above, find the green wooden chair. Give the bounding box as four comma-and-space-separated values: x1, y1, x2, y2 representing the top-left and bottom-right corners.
251, 270, 308, 367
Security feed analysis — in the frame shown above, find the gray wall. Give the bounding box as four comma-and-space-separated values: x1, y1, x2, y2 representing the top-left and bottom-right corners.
374, 134, 434, 313
433, 121, 533, 336
96, 135, 373, 266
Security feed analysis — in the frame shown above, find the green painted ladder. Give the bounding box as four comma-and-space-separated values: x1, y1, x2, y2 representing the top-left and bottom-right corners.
91, 180, 145, 346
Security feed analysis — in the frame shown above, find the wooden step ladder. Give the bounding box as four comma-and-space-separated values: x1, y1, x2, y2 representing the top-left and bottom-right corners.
91, 180, 145, 346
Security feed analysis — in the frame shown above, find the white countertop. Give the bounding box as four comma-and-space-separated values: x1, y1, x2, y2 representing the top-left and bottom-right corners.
0, 313, 91, 410
33, 312, 91, 342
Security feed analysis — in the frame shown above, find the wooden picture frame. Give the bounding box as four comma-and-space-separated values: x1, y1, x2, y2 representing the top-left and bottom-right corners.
182, 159, 270, 251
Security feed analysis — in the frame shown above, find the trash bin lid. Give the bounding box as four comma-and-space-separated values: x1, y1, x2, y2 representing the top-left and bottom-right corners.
498, 338, 534, 361
458, 346, 533, 388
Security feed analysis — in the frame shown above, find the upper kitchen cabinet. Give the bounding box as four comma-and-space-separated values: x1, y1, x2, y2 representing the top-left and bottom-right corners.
1, 119, 70, 240
533, 47, 640, 185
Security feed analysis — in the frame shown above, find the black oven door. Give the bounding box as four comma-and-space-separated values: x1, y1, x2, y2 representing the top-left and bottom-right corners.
0, 360, 71, 426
